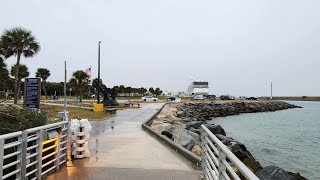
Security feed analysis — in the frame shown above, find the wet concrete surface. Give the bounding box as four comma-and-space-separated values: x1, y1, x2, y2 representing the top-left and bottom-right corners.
48, 103, 201, 180
48, 167, 201, 180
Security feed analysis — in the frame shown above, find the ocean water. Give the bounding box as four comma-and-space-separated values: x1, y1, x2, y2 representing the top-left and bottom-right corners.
213, 101, 320, 179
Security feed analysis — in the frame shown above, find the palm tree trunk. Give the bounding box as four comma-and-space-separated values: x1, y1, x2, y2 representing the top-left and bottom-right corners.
14, 53, 21, 104
18, 79, 22, 99
2, 82, 5, 92
43, 80, 48, 99
79, 86, 82, 102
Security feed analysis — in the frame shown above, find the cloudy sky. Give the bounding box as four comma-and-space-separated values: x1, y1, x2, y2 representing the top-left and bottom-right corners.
1, 0, 319, 96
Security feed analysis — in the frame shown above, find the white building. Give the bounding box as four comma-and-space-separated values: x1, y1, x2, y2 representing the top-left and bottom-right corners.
187, 81, 209, 96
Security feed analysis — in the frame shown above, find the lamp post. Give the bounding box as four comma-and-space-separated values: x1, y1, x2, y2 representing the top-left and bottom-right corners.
270, 82, 273, 100
97, 41, 102, 103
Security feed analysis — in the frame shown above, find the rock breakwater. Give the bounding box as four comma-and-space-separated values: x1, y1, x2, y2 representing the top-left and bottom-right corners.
150, 101, 306, 179
177, 101, 302, 121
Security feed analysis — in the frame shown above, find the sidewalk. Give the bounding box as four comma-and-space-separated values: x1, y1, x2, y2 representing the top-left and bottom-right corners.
48, 103, 201, 180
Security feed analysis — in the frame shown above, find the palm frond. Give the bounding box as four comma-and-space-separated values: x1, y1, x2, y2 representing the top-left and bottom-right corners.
0, 27, 40, 59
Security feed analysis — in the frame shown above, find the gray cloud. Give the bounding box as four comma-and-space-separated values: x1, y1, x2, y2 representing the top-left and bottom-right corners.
1, 0, 319, 96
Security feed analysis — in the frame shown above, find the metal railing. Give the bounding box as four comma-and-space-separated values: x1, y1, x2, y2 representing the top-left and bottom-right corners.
201, 125, 259, 180
0, 121, 68, 180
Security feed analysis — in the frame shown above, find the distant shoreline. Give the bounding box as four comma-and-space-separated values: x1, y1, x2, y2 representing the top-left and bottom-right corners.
259, 96, 320, 102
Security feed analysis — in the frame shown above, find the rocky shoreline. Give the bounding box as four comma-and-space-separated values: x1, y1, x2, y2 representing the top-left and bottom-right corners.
150, 101, 306, 180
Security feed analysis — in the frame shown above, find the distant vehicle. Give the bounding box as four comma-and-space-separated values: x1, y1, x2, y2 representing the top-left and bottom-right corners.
168, 96, 176, 101
239, 96, 247, 100
246, 97, 257, 100
142, 96, 158, 102
205, 95, 216, 99
90, 94, 96, 98
220, 95, 234, 100
193, 95, 205, 100
0, 91, 14, 98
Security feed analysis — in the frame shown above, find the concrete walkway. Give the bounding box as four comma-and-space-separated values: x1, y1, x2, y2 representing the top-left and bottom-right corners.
48, 103, 201, 180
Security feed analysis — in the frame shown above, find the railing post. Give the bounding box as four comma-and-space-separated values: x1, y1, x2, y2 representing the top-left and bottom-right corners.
55, 130, 61, 171
0, 138, 4, 178
36, 129, 44, 180
20, 131, 28, 179
218, 148, 227, 180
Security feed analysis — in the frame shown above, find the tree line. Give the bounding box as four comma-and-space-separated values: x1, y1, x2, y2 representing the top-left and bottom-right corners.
46, 77, 163, 99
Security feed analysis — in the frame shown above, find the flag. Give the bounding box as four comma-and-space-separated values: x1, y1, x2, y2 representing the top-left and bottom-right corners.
85, 67, 91, 76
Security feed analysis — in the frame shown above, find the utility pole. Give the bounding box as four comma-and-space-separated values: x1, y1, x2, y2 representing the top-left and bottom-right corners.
64, 61, 68, 121
270, 82, 273, 100
97, 41, 102, 103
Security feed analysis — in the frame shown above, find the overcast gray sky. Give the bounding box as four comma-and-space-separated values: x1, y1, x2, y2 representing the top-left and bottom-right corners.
1, 0, 319, 96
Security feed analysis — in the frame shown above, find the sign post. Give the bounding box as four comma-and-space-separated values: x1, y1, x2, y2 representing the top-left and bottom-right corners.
24, 78, 41, 109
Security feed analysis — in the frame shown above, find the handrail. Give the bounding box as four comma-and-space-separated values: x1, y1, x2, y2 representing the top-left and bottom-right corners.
0, 121, 68, 180
26, 121, 68, 133
0, 131, 22, 140
201, 124, 259, 180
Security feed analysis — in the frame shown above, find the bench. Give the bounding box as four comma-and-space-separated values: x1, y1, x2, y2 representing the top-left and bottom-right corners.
105, 108, 117, 114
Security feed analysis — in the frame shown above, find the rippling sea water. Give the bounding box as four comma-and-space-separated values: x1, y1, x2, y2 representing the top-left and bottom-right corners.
213, 101, 320, 179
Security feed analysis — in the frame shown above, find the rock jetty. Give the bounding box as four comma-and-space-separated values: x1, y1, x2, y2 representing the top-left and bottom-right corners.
150, 101, 306, 179
177, 101, 301, 121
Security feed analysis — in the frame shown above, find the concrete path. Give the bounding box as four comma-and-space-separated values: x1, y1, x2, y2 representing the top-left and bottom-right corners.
48, 103, 201, 180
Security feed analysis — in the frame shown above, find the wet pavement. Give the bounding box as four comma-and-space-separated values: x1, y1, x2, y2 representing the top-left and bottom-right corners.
48, 103, 201, 180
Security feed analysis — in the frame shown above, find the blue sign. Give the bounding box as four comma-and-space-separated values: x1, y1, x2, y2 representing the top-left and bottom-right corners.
24, 78, 41, 109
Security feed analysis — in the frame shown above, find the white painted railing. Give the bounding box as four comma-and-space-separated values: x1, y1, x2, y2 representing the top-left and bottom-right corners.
201, 125, 259, 180
0, 121, 68, 180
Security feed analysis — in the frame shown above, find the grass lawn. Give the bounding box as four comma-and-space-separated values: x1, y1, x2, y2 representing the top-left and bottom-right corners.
40, 104, 112, 121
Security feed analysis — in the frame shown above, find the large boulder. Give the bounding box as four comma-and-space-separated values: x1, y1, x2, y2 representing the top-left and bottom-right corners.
228, 142, 252, 161
256, 166, 291, 180
243, 158, 262, 173
287, 172, 307, 180
151, 123, 172, 134
189, 127, 201, 135
186, 121, 204, 129
204, 124, 226, 136
215, 134, 234, 142
168, 126, 200, 150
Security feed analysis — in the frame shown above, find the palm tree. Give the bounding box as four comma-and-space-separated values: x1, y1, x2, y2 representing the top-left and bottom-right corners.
11, 64, 29, 99
72, 70, 89, 102
125, 87, 132, 96
92, 78, 104, 90
35, 68, 50, 99
0, 58, 9, 92
0, 46, 8, 92
0, 27, 40, 104
68, 78, 78, 97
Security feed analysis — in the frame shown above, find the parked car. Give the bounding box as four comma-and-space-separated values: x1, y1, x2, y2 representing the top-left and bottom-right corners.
246, 97, 257, 100
204, 95, 216, 99
142, 96, 158, 102
193, 95, 205, 100
220, 95, 235, 100
168, 96, 176, 101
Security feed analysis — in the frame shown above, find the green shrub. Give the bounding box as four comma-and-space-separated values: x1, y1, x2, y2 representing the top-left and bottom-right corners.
0, 105, 47, 134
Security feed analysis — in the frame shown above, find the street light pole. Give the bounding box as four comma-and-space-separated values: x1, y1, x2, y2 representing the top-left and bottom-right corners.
97, 41, 102, 103
64, 61, 67, 112
270, 82, 273, 100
